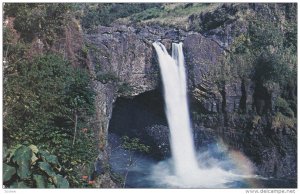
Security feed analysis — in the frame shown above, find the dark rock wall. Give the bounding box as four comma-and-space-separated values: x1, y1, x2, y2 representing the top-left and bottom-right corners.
86, 3, 296, 179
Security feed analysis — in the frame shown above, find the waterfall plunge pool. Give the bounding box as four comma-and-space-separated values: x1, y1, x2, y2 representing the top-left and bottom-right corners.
107, 132, 296, 188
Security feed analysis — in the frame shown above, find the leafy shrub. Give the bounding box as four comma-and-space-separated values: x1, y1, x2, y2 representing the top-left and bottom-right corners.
3, 54, 97, 187
275, 97, 294, 117
81, 3, 162, 29
272, 112, 296, 130
3, 4, 98, 188
130, 7, 162, 22
254, 51, 291, 87
3, 145, 69, 188
121, 136, 150, 153
4, 3, 71, 45
117, 82, 134, 95
4, 54, 72, 144
249, 20, 284, 51
81, 45, 89, 58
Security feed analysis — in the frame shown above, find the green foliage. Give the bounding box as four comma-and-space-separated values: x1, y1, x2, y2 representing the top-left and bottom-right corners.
130, 7, 162, 22
81, 3, 162, 29
121, 136, 150, 153
272, 112, 296, 130
284, 22, 297, 53
4, 3, 71, 45
10, 181, 29, 188
4, 4, 98, 188
249, 8, 296, 86
12, 146, 32, 179
40, 151, 59, 165
254, 51, 291, 86
210, 4, 297, 118
4, 54, 71, 144
3, 164, 17, 182
81, 44, 89, 57
3, 28, 29, 65
39, 162, 56, 177
275, 97, 294, 117
3, 53, 97, 187
65, 68, 96, 115
3, 145, 69, 188
33, 174, 46, 188
129, 3, 216, 28
117, 82, 134, 96
249, 20, 284, 51
53, 174, 70, 188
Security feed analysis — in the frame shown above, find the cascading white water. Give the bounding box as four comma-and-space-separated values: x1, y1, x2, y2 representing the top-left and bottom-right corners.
152, 42, 248, 188
153, 42, 199, 178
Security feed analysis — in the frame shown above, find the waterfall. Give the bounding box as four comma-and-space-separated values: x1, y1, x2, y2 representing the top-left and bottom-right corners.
152, 42, 247, 188
153, 42, 199, 179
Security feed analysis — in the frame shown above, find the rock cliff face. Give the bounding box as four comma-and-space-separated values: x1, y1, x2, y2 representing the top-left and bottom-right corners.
85, 3, 296, 180
85, 22, 224, 150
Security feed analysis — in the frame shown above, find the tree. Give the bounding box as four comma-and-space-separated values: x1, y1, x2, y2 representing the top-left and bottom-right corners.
64, 68, 95, 146
4, 3, 71, 46
3, 54, 72, 145
3, 3, 98, 187
3, 53, 97, 187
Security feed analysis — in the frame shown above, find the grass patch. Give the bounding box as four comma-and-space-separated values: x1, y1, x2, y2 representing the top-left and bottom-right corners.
120, 3, 219, 29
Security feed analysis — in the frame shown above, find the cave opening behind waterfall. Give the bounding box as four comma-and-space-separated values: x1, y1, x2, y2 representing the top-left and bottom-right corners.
105, 86, 295, 188
108, 89, 169, 159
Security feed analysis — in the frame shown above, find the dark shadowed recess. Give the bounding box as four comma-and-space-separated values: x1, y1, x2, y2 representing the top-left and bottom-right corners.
108, 89, 168, 159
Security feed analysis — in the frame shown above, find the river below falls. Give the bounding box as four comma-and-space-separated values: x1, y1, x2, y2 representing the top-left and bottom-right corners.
106, 133, 296, 188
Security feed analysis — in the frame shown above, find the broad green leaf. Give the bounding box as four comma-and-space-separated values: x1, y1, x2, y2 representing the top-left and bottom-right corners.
6, 144, 22, 162
38, 162, 56, 177
47, 183, 55, 188
33, 174, 46, 188
52, 175, 69, 188
9, 182, 18, 188
10, 181, 29, 188
17, 181, 29, 188
29, 145, 39, 154
12, 146, 32, 179
44, 155, 59, 165
3, 163, 16, 182
40, 151, 60, 166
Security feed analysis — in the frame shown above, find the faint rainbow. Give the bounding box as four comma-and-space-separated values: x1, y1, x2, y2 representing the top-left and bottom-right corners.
215, 138, 264, 188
